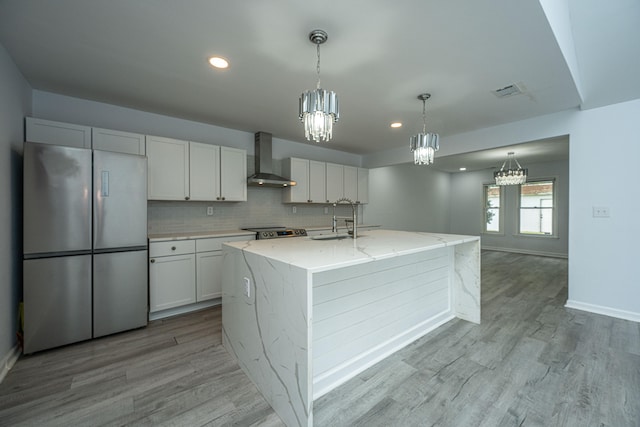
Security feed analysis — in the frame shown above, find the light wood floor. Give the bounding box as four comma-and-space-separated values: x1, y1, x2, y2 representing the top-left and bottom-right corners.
1, 251, 638, 426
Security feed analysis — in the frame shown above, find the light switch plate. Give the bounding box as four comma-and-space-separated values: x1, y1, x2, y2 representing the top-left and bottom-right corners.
243, 277, 251, 297
207, 206, 214, 216
592, 206, 610, 218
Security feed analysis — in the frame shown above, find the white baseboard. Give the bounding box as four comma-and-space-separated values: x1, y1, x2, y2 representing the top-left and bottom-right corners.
482, 246, 568, 259
565, 300, 640, 323
148, 299, 220, 321
1, 344, 21, 384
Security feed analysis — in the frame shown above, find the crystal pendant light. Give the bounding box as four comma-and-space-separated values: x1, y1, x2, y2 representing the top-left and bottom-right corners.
299, 29, 339, 143
494, 151, 528, 185
409, 93, 439, 165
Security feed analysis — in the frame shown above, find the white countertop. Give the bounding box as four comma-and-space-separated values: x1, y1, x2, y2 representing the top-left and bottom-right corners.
147, 225, 380, 242
223, 229, 480, 272
148, 229, 255, 242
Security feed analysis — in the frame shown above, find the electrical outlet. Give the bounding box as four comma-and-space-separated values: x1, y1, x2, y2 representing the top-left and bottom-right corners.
206, 206, 214, 216
592, 206, 610, 218
292, 206, 297, 214
324, 206, 329, 214
243, 277, 251, 297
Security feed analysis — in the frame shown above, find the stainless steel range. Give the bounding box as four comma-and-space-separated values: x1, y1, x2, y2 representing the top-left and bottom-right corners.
243, 227, 307, 240
242, 227, 307, 240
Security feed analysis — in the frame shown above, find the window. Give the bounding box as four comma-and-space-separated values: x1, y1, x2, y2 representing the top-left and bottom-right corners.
519, 180, 555, 235
483, 184, 502, 233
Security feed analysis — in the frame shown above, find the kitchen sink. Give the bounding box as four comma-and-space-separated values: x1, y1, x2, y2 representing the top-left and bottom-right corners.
310, 233, 351, 240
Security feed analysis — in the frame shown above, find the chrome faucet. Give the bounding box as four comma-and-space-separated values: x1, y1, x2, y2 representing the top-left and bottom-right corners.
333, 197, 357, 238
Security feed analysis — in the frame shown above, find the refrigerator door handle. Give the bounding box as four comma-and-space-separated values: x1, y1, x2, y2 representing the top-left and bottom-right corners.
101, 171, 109, 197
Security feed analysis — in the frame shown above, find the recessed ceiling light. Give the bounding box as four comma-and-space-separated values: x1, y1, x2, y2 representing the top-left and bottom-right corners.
459, 167, 467, 171
208, 56, 229, 69
390, 122, 402, 128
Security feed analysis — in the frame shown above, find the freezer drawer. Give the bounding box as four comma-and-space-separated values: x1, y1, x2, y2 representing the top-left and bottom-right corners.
93, 250, 148, 338
23, 255, 92, 354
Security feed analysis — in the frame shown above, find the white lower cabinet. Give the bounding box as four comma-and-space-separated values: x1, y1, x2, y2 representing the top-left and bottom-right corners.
149, 240, 196, 313
195, 235, 251, 301
150, 234, 253, 317
196, 251, 223, 301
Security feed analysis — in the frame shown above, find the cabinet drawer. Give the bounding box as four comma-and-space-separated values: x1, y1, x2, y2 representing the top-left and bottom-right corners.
149, 240, 195, 257
195, 235, 252, 252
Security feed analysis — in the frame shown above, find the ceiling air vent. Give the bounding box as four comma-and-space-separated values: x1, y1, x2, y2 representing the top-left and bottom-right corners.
492, 83, 525, 98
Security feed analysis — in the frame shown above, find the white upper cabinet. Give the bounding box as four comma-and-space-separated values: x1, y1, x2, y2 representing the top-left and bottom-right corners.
309, 160, 327, 203
92, 128, 146, 155
146, 135, 190, 200
283, 158, 327, 203
357, 167, 369, 204
343, 166, 358, 202
25, 117, 91, 149
189, 142, 220, 201
282, 157, 310, 203
284, 158, 366, 204
326, 162, 344, 203
220, 146, 247, 201
147, 137, 246, 202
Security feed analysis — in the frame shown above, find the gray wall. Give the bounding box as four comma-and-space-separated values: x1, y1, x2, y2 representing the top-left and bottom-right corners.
366, 164, 451, 233
449, 159, 569, 257
0, 43, 31, 369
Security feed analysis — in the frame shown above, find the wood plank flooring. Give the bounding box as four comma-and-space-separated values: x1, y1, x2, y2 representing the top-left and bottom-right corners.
1, 251, 639, 426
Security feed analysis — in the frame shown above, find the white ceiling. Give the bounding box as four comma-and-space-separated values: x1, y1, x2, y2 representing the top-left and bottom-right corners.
434, 136, 569, 173
0, 0, 639, 159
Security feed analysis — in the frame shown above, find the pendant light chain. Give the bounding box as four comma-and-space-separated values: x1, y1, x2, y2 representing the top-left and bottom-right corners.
422, 98, 427, 134
316, 42, 322, 90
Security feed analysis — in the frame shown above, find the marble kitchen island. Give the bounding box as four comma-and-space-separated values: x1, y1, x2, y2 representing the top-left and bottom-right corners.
222, 229, 480, 427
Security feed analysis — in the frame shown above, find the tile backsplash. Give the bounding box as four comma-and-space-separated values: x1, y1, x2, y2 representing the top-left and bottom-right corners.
147, 156, 366, 234
148, 186, 364, 234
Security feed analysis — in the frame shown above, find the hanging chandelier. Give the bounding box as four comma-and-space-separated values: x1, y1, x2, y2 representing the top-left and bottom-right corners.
494, 151, 528, 185
299, 29, 339, 143
409, 93, 439, 165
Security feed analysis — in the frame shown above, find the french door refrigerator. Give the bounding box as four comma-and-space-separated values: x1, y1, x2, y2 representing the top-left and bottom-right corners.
23, 141, 148, 354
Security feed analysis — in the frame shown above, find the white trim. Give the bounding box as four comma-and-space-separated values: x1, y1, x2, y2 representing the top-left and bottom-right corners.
482, 245, 567, 259
148, 299, 219, 321
1, 344, 21, 384
482, 183, 504, 234
565, 300, 640, 323
517, 177, 558, 237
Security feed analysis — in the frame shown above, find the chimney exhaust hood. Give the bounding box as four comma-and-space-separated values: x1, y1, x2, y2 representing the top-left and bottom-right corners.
247, 132, 297, 188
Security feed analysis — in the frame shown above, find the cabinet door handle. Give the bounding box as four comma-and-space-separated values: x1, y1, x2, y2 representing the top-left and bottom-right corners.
216, 197, 220, 200
308, 199, 312, 203
171, 246, 176, 251
222, 196, 226, 201
185, 196, 190, 200
150, 259, 155, 263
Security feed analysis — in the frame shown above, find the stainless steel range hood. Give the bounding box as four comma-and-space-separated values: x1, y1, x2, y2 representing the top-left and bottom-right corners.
247, 132, 296, 188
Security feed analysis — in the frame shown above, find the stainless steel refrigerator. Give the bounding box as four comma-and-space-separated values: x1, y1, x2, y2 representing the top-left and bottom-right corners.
23, 141, 148, 354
